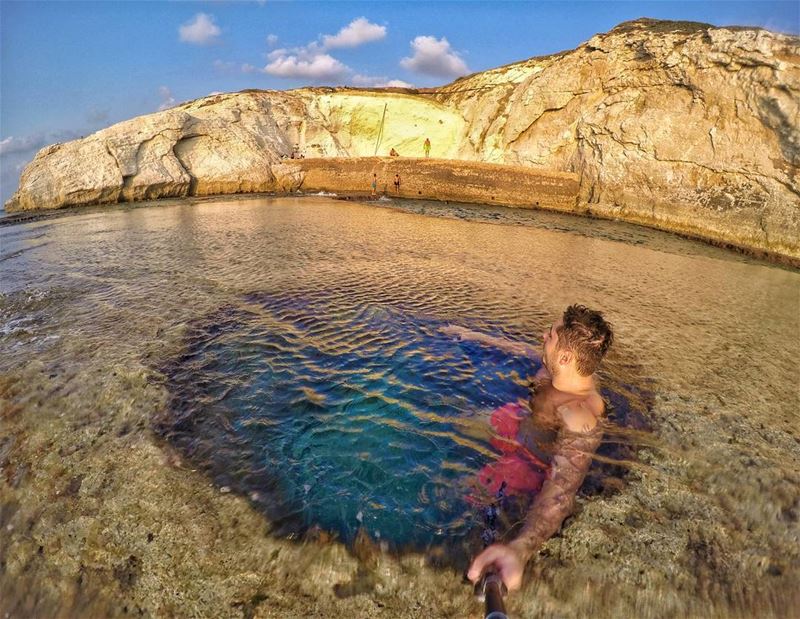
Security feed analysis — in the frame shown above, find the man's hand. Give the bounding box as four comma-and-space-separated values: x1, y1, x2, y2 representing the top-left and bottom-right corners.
467, 542, 527, 592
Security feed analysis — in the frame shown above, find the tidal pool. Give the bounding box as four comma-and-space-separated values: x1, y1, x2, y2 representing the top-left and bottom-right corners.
1, 195, 798, 618
155, 290, 647, 557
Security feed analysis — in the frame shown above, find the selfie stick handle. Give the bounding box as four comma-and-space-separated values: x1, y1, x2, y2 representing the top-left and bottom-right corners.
482, 570, 508, 619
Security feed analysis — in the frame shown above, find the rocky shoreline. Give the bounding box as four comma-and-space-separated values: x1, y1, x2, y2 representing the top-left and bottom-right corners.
3, 189, 799, 269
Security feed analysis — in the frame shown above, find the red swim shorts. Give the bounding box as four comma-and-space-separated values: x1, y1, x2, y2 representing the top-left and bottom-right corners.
469, 402, 548, 502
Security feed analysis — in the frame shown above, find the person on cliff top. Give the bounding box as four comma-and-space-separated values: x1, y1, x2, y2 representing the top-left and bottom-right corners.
423, 137, 431, 158
371, 173, 378, 197
390, 148, 399, 157
394, 174, 401, 194
444, 305, 613, 593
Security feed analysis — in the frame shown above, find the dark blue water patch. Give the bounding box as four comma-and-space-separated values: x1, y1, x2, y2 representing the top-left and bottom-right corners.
156, 292, 538, 552
154, 291, 654, 557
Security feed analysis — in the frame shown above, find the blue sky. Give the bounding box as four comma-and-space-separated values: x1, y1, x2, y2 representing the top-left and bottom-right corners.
1, 1, 798, 206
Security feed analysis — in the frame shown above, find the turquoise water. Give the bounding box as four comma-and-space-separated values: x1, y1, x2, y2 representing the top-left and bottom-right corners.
158, 292, 536, 548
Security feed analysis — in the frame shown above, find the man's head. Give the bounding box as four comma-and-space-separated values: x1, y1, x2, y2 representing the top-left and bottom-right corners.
542, 305, 614, 377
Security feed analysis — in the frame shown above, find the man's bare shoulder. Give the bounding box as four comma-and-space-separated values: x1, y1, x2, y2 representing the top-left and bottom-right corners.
556, 394, 604, 434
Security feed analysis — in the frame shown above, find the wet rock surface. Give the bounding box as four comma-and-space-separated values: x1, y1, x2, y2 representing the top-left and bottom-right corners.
3, 333, 797, 618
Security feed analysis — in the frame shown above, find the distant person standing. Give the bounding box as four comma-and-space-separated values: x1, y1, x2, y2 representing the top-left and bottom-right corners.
371, 173, 378, 197
394, 173, 401, 193
423, 137, 431, 158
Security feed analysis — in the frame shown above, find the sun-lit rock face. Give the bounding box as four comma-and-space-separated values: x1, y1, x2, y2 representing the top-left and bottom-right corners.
432, 19, 800, 259
5, 90, 467, 212
296, 91, 465, 159
6, 19, 799, 260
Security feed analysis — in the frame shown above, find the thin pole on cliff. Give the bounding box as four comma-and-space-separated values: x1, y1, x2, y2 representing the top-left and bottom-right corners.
374, 103, 387, 156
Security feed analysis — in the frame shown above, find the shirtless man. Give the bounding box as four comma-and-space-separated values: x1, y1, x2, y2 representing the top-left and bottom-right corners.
450, 305, 614, 592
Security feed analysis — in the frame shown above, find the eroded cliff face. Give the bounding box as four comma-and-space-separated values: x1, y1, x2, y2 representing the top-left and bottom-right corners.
6, 19, 799, 260
433, 19, 800, 259
5, 90, 466, 212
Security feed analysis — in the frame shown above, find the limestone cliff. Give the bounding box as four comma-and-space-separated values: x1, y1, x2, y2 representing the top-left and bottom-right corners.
432, 19, 800, 260
6, 19, 799, 260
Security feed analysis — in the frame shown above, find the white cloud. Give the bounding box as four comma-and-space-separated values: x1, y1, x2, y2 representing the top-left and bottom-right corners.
350, 74, 377, 86
250, 18, 387, 82
266, 34, 279, 47
266, 42, 326, 61
266, 47, 291, 62
158, 86, 177, 111
213, 59, 238, 73
242, 63, 258, 74
179, 13, 221, 45
351, 74, 414, 88
264, 53, 348, 80
1, 130, 82, 160
383, 79, 414, 88
400, 36, 469, 78
0, 135, 47, 157
322, 17, 386, 49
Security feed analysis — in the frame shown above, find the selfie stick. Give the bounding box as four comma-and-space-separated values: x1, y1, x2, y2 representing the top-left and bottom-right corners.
475, 480, 510, 619
477, 569, 508, 619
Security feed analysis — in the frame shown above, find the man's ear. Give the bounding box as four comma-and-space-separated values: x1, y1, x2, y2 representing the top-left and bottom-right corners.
558, 350, 572, 366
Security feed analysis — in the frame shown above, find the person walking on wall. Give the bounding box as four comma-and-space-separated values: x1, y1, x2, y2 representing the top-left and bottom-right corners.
423, 137, 431, 158
371, 173, 378, 197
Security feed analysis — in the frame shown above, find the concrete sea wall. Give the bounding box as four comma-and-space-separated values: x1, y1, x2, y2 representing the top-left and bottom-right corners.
285, 157, 580, 211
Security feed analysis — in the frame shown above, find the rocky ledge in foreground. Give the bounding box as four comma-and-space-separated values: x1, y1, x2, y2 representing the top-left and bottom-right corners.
6, 18, 799, 261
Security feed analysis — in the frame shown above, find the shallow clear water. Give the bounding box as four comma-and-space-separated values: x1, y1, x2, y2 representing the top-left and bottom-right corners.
1, 195, 798, 616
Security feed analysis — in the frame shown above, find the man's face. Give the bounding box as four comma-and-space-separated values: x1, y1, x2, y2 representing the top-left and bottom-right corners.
542, 319, 564, 375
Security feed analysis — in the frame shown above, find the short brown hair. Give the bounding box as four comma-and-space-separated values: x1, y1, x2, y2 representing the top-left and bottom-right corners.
556, 305, 614, 376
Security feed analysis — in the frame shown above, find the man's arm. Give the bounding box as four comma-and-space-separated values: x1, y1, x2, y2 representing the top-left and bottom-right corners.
509, 414, 601, 558
468, 404, 602, 590
441, 324, 538, 358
